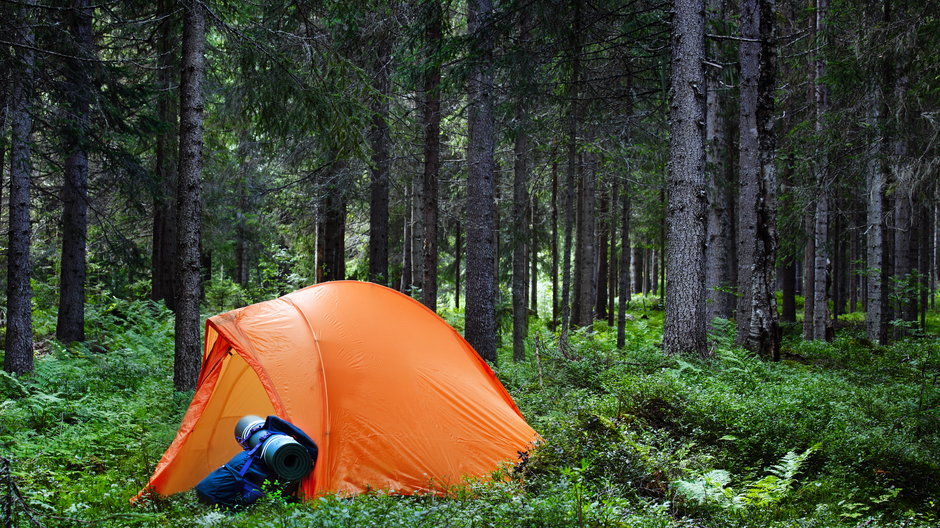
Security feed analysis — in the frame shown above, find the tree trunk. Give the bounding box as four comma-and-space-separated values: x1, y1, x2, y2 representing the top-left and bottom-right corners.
56, 0, 94, 344
368, 30, 391, 286
781, 262, 796, 322
401, 182, 413, 291
617, 178, 632, 348
802, 212, 815, 339
234, 134, 252, 287
454, 221, 462, 309
596, 185, 609, 322
551, 161, 559, 329
559, 0, 581, 349
4, 0, 36, 375
746, 0, 780, 359
811, 0, 830, 341
530, 195, 539, 316
317, 161, 347, 283
607, 185, 617, 326
705, 0, 735, 326
511, 129, 528, 360
735, 0, 760, 343
663, 0, 708, 357
574, 153, 596, 327
421, 1, 441, 310
465, 0, 497, 362
633, 246, 643, 296
151, 0, 178, 309
174, 0, 206, 391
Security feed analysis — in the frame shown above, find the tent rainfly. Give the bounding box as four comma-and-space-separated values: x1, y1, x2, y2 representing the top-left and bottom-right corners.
135, 281, 538, 500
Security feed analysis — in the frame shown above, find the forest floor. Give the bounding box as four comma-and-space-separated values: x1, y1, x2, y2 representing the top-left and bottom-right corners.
1, 289, 938, 527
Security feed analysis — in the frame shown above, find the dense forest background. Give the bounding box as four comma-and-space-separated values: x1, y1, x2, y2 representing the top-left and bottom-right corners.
0, 0, 938, 526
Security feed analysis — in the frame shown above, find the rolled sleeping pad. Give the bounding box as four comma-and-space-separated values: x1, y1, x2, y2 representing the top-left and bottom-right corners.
259, 434, 312, 482
233, 415, 314, 482
234, 415, 266, 447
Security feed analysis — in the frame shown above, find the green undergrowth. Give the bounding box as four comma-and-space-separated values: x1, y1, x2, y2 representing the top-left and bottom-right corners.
1, 293, 938, 527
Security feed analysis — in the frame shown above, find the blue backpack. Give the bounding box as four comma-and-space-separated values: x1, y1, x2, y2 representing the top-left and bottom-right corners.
195, 416, 318, 509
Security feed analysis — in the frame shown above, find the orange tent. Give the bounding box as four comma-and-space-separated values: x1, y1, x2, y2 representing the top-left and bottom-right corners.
136, 281, 538, 500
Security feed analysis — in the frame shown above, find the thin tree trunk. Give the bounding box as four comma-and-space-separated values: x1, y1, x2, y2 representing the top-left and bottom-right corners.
664, 0, 708, 357
596, 184, 609, 322
422, 1, 441, 310
736, 0, 760, 343
56, 0, 94, 344
574, 152, 596, 327
234, 134, 252, 287
152, 0, 178, 309
781, 262, 796, 322
633, 246, 643, 296
4, 0, 36, 375
811, 0, 830, 341
746, 0, 780, 359
551, 161, 559, 329
560, 0, 581, 349
465, 0, 497, 362
401, 183, 413, 291
368, 30, 391, 286
174, 0, 206, 391
512, 8, 532, 361
617, 178, 632, 348
317, 161, 347, 282
530, 195, 539, 316
705, 0, 735, 326
607, 185, 617, 326
454, 221, 462, 309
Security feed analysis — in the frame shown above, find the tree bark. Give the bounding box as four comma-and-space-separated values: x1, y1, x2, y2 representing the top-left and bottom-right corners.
574, 152, 597, 327
663, 0, 708, 357
511, 22, 531, 361
4, 0, 36, 375
174, 0, 206, 391
746, 0, 780, 359
56, 0, 94, 344
596, 185, 610, 322
401, 182, 413, 291
559, 0, 581, 349
421, 1, 441, 310
152, 0, 178, 309
454, 221, 462, 309
530, 195, 539, 316
811, 0, 831, 341
705, 0, 735, 326
368, 29, 391, 286
617, 178, 632, 348
316, 161, 347, 282
551, 160, 559, 329
735, 0, 760, 343
465, 0, 497, 362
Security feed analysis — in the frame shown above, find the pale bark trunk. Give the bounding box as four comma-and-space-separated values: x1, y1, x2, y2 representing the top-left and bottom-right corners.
811, 0, 830, 341
865, 78, 888, 345
465, 0, 497, 362
664, 0, 708, 356
174, 0, 206, 391
4, 0, 36, 375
